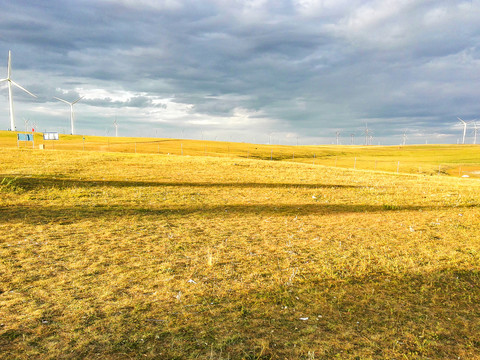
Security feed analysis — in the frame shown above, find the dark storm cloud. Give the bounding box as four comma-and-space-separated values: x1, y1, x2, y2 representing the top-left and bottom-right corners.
1, 0, 480, 143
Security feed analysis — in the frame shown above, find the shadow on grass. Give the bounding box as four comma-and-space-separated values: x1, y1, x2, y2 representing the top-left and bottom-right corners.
0, 202, 457, 225
0, 174, 360, 190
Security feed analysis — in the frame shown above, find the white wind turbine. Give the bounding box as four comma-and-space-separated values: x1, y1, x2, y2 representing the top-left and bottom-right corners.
402, 129, 408, 146
363, 123, 371, 145
54, 95, 84, 135
113, 117, 118, 137
457, 117, 467, 144
472, 120, 478, 145
0, 51, 37, 131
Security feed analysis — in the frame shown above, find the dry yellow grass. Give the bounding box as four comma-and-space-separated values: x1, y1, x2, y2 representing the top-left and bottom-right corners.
2, 130, 480, 178
0, 136, 479, 359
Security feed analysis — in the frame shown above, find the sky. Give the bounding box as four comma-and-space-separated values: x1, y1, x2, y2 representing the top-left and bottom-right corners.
1, 0, 480, 145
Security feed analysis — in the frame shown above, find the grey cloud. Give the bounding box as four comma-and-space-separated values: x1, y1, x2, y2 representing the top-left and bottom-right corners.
81, 96, 166, 108
1, 0, 480, 143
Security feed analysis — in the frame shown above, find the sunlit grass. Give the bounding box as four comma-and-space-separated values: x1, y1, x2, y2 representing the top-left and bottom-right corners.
0, 135, 480, 359
1, 130, 480, 178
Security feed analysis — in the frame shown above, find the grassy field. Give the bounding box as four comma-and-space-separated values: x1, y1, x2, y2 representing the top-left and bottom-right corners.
2, 130, 480, 177
0, 133, 480, 359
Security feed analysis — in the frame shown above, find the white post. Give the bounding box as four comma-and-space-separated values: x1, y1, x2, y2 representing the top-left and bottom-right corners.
397, 161, 400, 173
354, 157, 357, 169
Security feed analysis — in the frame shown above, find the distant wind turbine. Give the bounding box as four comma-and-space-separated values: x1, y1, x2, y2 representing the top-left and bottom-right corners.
54, 95, 84, 135
335, 130, 341, 145
457, 117, 467, 145
363, 123, 371, 145
350, 133, 355, 145
472, 120, 478, 145
0, 50, 37, 131
402, 129, 408, 146
113, 117, 118, 137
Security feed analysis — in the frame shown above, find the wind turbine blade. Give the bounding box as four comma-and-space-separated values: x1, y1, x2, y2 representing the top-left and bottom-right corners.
457, 117, 466, 124
54, 96, 71, 105
72, 95, 84, 104
7, 50, 11, 79
10, 80, 37, 98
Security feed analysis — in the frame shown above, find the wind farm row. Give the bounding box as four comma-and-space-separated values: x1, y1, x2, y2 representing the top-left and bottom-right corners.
1, 50, 479, 145
333, 120, 478, 146
0, 51, 82, 135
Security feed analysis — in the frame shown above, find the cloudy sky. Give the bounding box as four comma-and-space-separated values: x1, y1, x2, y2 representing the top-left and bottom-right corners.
1, 0, 479, 145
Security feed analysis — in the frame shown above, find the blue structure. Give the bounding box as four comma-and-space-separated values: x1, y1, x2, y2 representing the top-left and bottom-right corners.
17, 134, 34, 141
17, 133, 34, 148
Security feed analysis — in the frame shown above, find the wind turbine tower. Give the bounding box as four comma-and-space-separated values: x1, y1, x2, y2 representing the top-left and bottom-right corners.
54, 95, 84, 135
457, 117, 467, 145
402, 130, 407, 146
363, 123, 371, 145
113, 117, 118, 137
335, 131, 341, 145
0, 51, 37, 131
350, 133, 355, 145
472, 121, 478, 145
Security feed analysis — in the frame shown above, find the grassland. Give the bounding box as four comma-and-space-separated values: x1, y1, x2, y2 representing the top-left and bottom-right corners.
1, 132, 480, 359
2, 130, 480, 177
